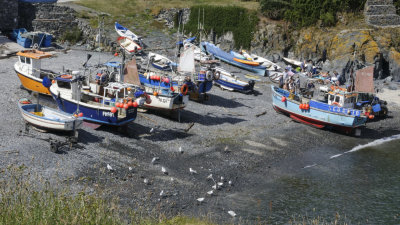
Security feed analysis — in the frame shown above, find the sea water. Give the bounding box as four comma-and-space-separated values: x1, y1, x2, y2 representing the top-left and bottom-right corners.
239, 135, 400, 224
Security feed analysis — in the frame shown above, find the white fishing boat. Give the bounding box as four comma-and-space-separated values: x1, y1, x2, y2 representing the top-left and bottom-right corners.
148, 52, 176, 71
283, 57, 302, 67
184, 42, 210, 61
18, 98, 83, 131
115, 22, 140, 42
117, 36, 142, 54
213, 67, 255, 93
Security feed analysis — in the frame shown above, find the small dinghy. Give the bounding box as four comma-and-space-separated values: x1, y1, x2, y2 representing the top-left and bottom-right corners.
117, 36, 142, 54
115, 22, 140, 42
18, 98, 83, 131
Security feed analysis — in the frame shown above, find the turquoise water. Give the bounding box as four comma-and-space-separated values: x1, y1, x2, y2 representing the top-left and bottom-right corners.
241, 136, 400, 224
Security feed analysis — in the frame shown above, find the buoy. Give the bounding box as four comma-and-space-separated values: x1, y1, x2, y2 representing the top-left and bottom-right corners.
281, 96, 286, 102
78, 112, 83, 117
124, 104, 129, 110
52, 80, 55, 84
162, 78, 170, 83
127, 87, 131, 91
369, 114, 375, 119
127, 101, 133, 107
115, 102, 120, 108
299, 104, 303, 109
114, 52, 119, 56
305, 104, 309, 110
111, 107, 117, 113
153, 91, 158, 96
170, 86, 175, 92
133, 101, 138, 107
155, 75, 161, 81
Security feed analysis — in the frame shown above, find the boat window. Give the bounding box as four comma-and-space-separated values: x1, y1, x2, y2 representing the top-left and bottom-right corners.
335, 96, 340, 102
57, 81, 71, 89
26, 57, 31, 64
20, 56, 25, 64
329, 95, 334, 101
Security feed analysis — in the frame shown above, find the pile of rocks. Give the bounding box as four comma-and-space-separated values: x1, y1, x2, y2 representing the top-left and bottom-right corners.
155, 8, 190, 29
364, 0, 400, 27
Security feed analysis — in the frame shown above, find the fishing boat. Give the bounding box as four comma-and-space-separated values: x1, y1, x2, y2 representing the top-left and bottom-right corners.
282, 57, 302, 67
232, 50, 281, 71
117, 36, 142, 54
233, 57, 260, 66
50, 74, 145, 126
115, 22, 140, 42
271, 85, 367, 134
148, 52, 177, 71
201, 42, 267, 76
184, 42, 210, 61
267, 71, 284, 84
124, 59, 189, 114
213, 66, 255, 93
14, 49, 56, 95
18, 98, 82, 131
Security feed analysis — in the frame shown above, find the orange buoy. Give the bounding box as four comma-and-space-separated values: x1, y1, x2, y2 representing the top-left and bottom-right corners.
170, 86, 175, 92
52, 80, 55, 84
111, 107, 117, 113
115, 102, 120, 108
114, 52, 119, 56
153, 91, 158, 96
155, 75, 161, 81
281, 96, 286, 102
369, 114, 375, 119
127, 87, 131, 91
299, 104, 303, 109
123, 104, 129, 110
305, 104, 310, 110
127, 101, 133, 107
78, 112, 83, 117
133, 101, 138, 108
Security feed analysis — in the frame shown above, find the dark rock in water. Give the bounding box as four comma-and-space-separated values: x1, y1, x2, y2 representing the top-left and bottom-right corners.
388, 83, 398, 90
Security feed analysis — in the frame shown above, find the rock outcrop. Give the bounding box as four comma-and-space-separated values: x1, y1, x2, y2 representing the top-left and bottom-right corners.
364, 0, 400, 27
0, 0, 18, 31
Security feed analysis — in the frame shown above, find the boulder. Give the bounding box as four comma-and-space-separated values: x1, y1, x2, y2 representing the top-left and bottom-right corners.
388, 48, 400, 82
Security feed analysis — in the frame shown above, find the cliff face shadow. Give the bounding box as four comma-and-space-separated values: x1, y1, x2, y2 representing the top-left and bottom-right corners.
180, 110, 246, 125
201, 94, 247, 108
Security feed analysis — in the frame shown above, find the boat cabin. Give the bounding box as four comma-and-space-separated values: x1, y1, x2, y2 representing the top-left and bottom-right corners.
328, 90, 357, 108
16, 50, 53, 79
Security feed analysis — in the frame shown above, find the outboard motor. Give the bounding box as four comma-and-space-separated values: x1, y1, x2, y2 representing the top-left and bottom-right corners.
248, 79, 255, 89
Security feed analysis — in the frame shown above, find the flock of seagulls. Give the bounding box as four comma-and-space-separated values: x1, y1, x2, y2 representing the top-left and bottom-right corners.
104, 144, 237, 218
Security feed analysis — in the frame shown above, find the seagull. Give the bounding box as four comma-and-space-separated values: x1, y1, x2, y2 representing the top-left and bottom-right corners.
161, 166, 168, 175
212, 184, 217, 190
151, 157, 159, 164
206, 174, 213, 180
228, 210, 236, 217
220, 176, 224, 181
106, 164, 113, 171
128, 167, 133, 171
224, 146, 230, 152
189, 168, 197, 174
207, 190, 213, 195
217, 182, 223, 187
170, 177, 174, 182
228, 180, 233, 186
179, 146, 183, 153
196, 197, 205, 203
149, 128, 154, 133
143, 178, 149, 185
160, 190, 164, 196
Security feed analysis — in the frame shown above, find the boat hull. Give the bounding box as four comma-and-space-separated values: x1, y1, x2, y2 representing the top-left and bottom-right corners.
15, 70, 51, 95
141, 94, 189, 110
271, 86, 366, 133
19, 103, 82, 131
50, 91, 137, 126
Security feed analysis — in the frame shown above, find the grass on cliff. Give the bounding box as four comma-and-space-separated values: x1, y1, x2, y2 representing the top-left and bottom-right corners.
77, 0, 259, 16
0, 165, 213, 225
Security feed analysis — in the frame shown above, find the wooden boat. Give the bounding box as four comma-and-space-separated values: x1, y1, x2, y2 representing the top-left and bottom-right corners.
233, 57, 260, 66
283, 57, 302, 67
271, 85, 367, 134
18, 98, 82, 131
267, 71, 283, 84
117, 36, 142, 54
213, 67, 255, 93
148, 52, 176, 71
115, 22, 140, 42
50, 75, 144, 126
201, 42, 267, 76
14, 50, 56, 95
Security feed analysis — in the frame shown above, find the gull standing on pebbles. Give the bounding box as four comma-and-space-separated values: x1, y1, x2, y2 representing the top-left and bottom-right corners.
207, 174, 213, 180
220, 176, 224, 181
207, 190, 214, 195
217, 182, 223, 187
228, 210, 237, 217
107, 164, 113, 171
179, 146, 183, 153
212, 184, 217, 190
149, 128, 154, 133
197, 197, 205, 203
161, 166, 168, 175
151, 157, 159, 164
189, 168, 197, 174
228, 180, 233, 186
143, 178, 149, 185
159, 190, 164, 197
128, 167, 133, 171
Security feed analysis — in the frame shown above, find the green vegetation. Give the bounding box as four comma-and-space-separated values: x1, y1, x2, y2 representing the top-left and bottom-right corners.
260, 0, 367, 27
0, 166, 213, 225
60, 27, 83, 44
395, 0, 400, 14
184, 5, 259, 49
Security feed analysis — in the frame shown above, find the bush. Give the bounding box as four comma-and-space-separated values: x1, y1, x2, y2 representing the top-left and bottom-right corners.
260, 0, 367, 28
184, 5, 258, 49
60, 27, 82, 44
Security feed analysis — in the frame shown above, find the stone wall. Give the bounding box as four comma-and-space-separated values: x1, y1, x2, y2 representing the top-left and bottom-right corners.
364, 0, 400, 27
0, 0, 18, 31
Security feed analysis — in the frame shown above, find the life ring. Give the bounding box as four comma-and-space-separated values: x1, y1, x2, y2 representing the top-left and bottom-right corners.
213, 71, 220, 80
206, 71, 213, 81
144, 93, 152, 104
60, 74, 73, 79
332, 102, 341, 107
180, 84, 189, 96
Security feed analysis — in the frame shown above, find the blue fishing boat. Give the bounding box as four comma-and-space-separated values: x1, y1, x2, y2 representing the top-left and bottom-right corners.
213, 67, 254, 93
201, 42, 267, 76
49, 75, 144, 126
271, 85, 367, 134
